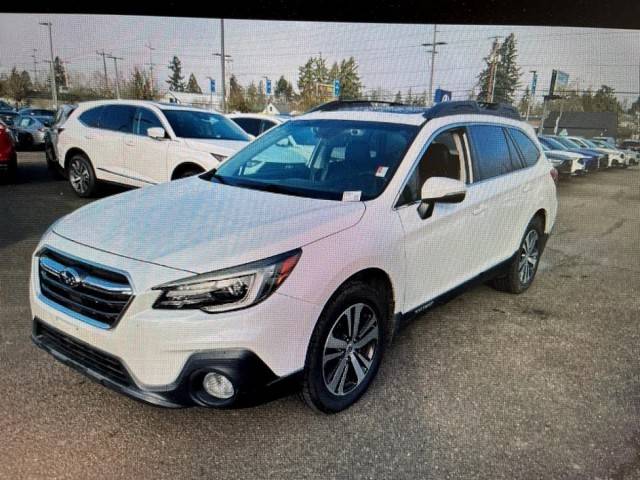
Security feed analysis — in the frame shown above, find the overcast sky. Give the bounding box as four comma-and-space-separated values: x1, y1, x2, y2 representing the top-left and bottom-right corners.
1, 14, 639, 103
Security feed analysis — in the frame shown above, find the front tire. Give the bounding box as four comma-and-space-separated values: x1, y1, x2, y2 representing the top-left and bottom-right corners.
490, 216, 544, 294
45, 142, 63, 179
67, 154, 97, 197
302, 281, 387, 413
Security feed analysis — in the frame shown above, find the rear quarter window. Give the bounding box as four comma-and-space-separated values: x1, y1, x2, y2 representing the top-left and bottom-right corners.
509, 129, 541, 167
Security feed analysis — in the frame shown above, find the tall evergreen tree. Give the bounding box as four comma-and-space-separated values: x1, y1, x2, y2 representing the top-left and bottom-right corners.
333, 57, 363, 100
227, 74, 247, 112
274, 75, 293, 101
393, 91, 403, 103
185, 73, 202, 94
53, 56, 67, 90
297, 56, 330, 110
166, 56, 185, 92
476, 33, 521, 104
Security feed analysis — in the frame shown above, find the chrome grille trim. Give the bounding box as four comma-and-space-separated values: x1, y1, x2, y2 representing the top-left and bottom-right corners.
38, 248, 133, 329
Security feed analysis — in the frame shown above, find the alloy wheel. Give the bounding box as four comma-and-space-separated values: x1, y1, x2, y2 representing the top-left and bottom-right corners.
518, 229, 539, 285
69, 159, 90, 194
322, 302, 379, 396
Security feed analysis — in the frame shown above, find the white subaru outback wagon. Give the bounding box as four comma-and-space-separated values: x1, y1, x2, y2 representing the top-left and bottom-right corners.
31, 100, 557, 413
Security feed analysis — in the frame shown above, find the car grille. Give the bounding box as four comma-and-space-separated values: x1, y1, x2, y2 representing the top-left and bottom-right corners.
599, 155, 609, 169
34, 319, 132, 386
38, 249, 133, 328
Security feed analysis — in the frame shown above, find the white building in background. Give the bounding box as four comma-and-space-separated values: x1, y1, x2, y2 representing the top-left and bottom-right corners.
161, 91, 222, 111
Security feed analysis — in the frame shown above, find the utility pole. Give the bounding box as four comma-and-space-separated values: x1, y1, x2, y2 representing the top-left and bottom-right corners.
31, 49, 39, 86
39, 21, 57, 109
220, 19, 226, 113
486, 36, 502, 103
422, 24, 447, 106
107, 55, 124, 99
97, 50, 111, 93
526, 70, 537, 122
145, 42, 156, 92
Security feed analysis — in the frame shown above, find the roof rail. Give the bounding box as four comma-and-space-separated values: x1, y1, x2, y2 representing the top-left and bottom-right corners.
423, 100, 521, 121
306, 100, 408, 113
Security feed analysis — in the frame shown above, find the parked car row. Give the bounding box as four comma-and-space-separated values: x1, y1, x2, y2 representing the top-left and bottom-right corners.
537, 134, 638, 176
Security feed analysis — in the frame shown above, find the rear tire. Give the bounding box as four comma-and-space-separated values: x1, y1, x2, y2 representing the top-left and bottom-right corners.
302, 281, 387, 413
490, 216, 544, 294
67, 154, 98, 197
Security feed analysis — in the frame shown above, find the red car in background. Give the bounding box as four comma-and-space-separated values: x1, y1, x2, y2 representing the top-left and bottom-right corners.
0, 119, 17, 182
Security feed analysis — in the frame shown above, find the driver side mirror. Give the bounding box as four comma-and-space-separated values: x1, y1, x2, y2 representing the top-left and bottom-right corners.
147, 127, 166, 140
417, 177, 466, 219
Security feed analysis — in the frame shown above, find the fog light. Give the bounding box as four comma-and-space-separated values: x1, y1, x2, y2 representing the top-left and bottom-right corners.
203, 372, 235, 399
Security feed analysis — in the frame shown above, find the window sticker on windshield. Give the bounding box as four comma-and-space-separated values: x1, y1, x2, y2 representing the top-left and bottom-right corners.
375, 166, 389, 177
342, 191, 362, 202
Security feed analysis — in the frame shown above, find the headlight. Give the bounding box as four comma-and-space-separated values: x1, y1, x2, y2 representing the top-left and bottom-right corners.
152, 249, 301, 313
211, 153, 227, 162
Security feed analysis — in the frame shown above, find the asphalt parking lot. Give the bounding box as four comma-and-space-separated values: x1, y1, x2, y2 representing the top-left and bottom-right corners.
1, 151, 639, 479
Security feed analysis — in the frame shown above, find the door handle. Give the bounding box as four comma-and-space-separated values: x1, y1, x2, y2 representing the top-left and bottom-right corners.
84, 134, 96, 140
472, 205, 486, 216
124, 139, 135, 146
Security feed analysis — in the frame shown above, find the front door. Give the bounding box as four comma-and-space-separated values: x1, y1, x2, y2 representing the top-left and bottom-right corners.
121, 107, 169, 185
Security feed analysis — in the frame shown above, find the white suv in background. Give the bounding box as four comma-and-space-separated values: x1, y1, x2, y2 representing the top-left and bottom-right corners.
31, 101, 557, 413
56, 100, 251, 196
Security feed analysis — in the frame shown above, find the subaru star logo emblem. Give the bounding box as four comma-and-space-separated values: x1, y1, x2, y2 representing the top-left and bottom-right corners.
59, 267, 82, 288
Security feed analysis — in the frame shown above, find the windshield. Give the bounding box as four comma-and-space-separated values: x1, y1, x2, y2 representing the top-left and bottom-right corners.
540, 137, 567, 150
584, 139, 603, 148
554, 136, 582, 149
209, 119, 419, 201
162, 109, 250, 141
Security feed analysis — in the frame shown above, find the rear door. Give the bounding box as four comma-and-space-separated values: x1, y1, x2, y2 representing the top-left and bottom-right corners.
466, 124, 527, 269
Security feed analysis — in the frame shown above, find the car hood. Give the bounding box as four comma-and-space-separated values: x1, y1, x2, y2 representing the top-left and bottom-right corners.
53, 177, 365, 274
182, 138, 249, 157
546, 150, 582, 160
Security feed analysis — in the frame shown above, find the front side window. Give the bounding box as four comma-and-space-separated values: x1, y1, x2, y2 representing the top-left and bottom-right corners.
100, 105, 136, 133
18, 117, 31, 127
398, 129, 467, 206
134, 108, 163, 136
509, 128, 540, 167
162, 109, 251, 141
468, 125, 514, 181
211, 119, 418, 201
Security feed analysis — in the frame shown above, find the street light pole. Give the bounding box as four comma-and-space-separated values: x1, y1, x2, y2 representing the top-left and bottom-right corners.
487, 37, 502, 103
107, 55, 124, 99
213, 51, 232, 112
422, 24, 446, 106
97, 50, 111, 94
39, 21, 57, 109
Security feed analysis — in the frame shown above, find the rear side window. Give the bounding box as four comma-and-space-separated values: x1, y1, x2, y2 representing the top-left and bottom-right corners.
260, 120, 277, 134
100, 105, 136, 133
78, 106, 103, 128
509, 128, 540, 167
468, 125, 514, 181
233, 117, 261, 136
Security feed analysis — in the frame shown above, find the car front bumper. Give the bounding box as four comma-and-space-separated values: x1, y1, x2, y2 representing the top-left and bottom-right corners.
29, 233, 321, 407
